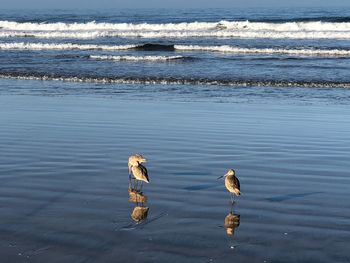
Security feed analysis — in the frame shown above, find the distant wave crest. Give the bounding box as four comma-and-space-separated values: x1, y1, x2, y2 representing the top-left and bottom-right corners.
2, 42, 350, 57
2, 20, 350, 39
174, 45, 350, 56
2, 20, 350, 31
0, 42, 138, 50
89, 55, 187, 61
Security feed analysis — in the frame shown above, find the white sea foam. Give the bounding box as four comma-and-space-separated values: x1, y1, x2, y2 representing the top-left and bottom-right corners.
1, 72, 349, 89
0, 42, 137, 50
2, 42, 350, 57
174, 45, 350, 56
89, 55, 185, 61
0, 20, 221, 31
2, 20, 350, 39
2, 30, 350, 39
2, 20, 350, 32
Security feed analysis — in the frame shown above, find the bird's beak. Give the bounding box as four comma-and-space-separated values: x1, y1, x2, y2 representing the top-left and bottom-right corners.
217, 175, 224, 180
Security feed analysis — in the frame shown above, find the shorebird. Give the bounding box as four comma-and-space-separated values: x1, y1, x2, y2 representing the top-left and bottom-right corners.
128, 154, 147, 187
218, 169, 241, 203
131, 162, 149, 192
128, 154, 147, 174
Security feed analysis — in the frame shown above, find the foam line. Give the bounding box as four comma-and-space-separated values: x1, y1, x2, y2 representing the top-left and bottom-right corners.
89, 55, 186, 61
2, 20, 350, 39
1, 72, 349, 88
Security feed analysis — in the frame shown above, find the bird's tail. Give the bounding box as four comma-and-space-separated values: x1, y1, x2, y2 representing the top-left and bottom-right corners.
143, 177, 150, 183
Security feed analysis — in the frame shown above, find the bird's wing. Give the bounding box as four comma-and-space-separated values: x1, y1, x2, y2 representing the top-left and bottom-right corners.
140, 164, 149, 182
234, 176, 240, 191
141, 165, 149, 182
131, 166, 139, 177
139, 164, 146, 174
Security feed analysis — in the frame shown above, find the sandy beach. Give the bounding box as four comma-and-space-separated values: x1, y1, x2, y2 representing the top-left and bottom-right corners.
1, 78, 349, 262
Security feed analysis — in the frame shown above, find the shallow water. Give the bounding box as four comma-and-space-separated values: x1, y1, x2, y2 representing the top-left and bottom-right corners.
1, 88, 349, 262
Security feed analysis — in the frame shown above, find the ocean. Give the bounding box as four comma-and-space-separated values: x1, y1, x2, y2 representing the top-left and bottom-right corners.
2, 8, 350, 91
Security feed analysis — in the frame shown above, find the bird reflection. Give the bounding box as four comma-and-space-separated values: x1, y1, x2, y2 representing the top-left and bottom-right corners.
224, 212, 240, 236
224, 201, 240, 237
128, 187, 149, 224
131, 206, 149, 223
128, 187, 148, 203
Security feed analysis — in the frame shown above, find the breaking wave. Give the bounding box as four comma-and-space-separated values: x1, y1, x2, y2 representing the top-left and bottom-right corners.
2, 20, 350, 31
89, 55, 188, 61
2, 42, 350, 57
0, 42, 138, 51
2, 20, 350, 39
174, 45, 350, 56
2, 30, 350, 40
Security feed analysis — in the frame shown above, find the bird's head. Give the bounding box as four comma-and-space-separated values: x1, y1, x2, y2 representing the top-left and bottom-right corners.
135, 154, 147, 163
226, 169, 235, 176
217, 169, 235, 179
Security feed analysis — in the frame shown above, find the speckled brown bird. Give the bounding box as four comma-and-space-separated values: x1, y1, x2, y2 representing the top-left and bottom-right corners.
128, 154, 148, 190
218, 169, 241, 203
128, 154, 147, 174
131, 162, 149, 192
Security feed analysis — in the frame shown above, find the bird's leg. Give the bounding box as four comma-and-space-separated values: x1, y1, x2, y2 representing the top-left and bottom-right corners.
230, 200, 234, 213
129, 177, 133, 190
135, 180, 139, 192
132, 177, 136, 190
140, 181, 143, 193
230, 194, 235, 206
128, 174, 132, 189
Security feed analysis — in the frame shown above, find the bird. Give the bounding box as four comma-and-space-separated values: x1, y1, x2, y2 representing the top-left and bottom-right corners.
131, 162, 149, 192
218, 169, 241, 204
128, 154, 147, 174
128, 154, 147, 188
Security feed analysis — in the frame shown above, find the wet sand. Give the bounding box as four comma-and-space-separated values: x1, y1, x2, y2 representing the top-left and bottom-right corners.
0, 91, 350, 263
